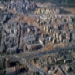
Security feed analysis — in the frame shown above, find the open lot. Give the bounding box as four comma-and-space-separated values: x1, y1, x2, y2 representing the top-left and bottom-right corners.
65, 8, 75, 14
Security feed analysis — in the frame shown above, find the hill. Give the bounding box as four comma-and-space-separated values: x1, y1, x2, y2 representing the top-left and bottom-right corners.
29, 0, 75, 7
0, 0, 75, 7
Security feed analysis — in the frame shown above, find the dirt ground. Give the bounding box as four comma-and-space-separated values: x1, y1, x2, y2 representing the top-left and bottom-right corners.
65, 8, 75, 14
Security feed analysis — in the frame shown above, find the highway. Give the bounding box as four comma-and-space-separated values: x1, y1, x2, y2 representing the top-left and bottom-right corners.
0, 45, 75, 61
19, 59, 48, 75
0, 45, 75, 75
22, 45, 75, 60
1, 8, 75, 75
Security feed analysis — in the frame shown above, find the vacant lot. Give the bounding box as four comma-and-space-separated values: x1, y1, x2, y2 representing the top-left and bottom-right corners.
65, 8, 75, 14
